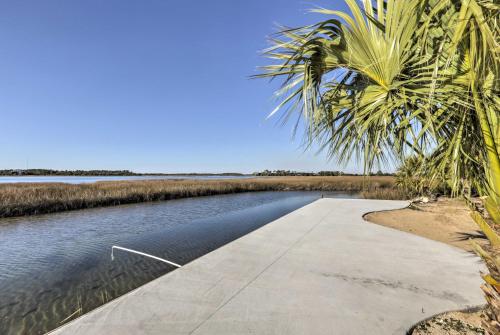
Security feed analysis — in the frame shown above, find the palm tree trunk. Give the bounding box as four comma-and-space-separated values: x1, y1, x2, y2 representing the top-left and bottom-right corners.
472, 84, 500, 224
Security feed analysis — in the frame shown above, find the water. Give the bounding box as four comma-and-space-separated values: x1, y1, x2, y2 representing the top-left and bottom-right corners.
0, 175, 254, 184
0, 191, 358, 334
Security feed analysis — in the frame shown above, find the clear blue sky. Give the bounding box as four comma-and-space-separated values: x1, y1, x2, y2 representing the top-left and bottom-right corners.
0, 0, 363, 174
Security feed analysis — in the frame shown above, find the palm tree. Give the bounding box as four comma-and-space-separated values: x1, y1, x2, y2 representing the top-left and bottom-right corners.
258, 0, 499, 332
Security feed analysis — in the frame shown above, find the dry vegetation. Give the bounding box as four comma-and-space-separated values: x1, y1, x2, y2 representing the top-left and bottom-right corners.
0, 176, 397, 218
360, 187, 411, 200
411, 309, 486, 335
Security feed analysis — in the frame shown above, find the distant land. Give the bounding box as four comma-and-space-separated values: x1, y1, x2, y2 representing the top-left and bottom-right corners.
0, 169, 393, 177
253, 170, 393, 177
0, 169, 245, 177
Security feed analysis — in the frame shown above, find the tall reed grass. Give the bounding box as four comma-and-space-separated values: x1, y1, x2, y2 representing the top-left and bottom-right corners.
0, 176, 396, 218
360, 188, 411, 200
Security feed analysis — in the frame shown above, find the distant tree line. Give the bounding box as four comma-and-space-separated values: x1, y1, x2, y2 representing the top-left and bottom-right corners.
253, 170, 393, 176
0, 169, 139, 176
0, 169, 392, 177
0, 169, 247, 176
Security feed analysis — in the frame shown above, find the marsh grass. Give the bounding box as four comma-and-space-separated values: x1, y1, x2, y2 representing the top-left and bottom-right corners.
360, 187, 411, 200
0, 176, 397, 218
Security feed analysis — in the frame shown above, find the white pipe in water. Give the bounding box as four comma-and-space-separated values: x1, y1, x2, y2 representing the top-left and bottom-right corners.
111, 245, 182, 268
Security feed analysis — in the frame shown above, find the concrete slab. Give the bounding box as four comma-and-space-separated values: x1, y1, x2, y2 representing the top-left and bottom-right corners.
49, 199, 486, 335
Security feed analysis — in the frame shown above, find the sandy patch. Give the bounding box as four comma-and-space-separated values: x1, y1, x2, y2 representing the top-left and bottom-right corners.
411, 309, 486, 335
364, 198, 487, 252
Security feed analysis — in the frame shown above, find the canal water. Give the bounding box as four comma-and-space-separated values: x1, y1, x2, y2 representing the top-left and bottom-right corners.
0, 191, 357, 334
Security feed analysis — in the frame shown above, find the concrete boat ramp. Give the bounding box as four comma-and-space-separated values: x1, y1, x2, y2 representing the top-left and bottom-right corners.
50, 199, 485, 335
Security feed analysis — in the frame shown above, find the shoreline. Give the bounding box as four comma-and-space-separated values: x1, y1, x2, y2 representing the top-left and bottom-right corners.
0, 176, 397, 219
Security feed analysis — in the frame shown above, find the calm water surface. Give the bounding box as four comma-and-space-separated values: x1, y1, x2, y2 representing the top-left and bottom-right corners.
0, 175, 254, 184
0, 191, 357, 334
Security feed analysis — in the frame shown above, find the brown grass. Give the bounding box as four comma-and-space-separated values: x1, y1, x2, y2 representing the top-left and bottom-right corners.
0, 176, 396, 218
360, 187, 411, 200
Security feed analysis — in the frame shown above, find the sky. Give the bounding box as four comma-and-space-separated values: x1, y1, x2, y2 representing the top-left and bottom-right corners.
0, 0, 364, 174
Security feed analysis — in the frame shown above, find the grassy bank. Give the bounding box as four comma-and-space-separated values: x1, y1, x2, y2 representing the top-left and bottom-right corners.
0, 176, 398, 218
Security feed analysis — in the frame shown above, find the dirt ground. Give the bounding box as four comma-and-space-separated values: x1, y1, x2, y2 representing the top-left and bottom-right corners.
365, 197, 488, 252
411, 310, 486, 335
365, 198, 488, 335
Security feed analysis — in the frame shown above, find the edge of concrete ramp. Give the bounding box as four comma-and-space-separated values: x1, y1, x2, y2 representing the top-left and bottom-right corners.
49, 199, 485, 335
